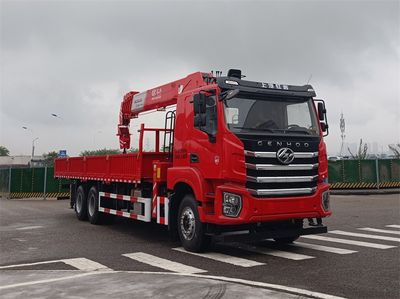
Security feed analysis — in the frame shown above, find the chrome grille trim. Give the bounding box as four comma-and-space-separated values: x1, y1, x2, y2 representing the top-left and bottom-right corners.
244, 150, 318, 158
247, 175, 318, 183
247, 187, 317, 196
246, 163, 319, 171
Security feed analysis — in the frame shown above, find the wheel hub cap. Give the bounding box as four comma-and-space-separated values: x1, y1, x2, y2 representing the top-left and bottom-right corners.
180, 207, 195, 240
88, 195, 95, 216
76, 194, 82, 213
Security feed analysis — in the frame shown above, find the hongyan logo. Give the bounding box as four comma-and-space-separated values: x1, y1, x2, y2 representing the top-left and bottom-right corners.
276, 147, 295, 164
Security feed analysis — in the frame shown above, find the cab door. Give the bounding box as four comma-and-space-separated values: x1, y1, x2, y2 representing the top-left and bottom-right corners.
187, 92, 222, 179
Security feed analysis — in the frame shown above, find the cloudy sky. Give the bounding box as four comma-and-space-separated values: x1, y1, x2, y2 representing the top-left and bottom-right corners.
1, 0, 399, 156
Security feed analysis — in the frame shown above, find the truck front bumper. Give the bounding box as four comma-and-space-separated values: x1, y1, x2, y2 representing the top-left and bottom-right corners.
211, 224, 327, 243
200, 183, 331, 225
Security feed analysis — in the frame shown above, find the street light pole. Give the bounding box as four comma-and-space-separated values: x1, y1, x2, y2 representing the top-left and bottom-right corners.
50, 113, 64, 152
22, 126, 39, 160
32, 137, 39, 159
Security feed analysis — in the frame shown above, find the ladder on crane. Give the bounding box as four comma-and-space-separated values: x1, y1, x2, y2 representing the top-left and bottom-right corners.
163, 110, 176, 159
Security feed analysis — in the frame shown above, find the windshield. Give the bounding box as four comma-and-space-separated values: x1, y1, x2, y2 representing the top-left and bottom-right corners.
223, 94, 319, 136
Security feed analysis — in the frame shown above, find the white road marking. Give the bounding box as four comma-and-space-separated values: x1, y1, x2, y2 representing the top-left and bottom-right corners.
358, 228, 400, 235
123, 252, 207, 274
330, 230, 400, 242
62, 258, 111, 271
386, 225, 400, 229
124, 271, 347, 299
0, 260, 60, 269
16, 226, 43, 231
173, 247, 264, 267
302, 235, 396, 249
235, 243, 314, 260
0, 258, 111, 271
0, 269, 345, 299
0, 272, 102, 290
291, 242, 357, 255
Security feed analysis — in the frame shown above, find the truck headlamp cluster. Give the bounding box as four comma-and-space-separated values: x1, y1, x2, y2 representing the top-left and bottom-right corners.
222, 192, 242, 217
321, 191, 330, 211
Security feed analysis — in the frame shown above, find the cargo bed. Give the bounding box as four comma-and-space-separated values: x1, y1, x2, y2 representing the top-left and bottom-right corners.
54, 152, 170, 183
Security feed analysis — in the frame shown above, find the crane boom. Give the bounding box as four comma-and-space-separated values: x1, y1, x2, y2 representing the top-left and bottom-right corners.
117, 72, 214, 150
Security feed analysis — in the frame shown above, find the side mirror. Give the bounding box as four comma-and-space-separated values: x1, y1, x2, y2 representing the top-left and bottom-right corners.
193, 94, 206, 114
314, 99, 329, 137
317, 102, 326, 121
205, 97, 217, 142
193, 93, 218, 143
320, 122, 329, 132
194, 114, 206, 127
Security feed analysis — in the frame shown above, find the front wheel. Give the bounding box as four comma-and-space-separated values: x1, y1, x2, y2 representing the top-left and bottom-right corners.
177, 195, 210, 252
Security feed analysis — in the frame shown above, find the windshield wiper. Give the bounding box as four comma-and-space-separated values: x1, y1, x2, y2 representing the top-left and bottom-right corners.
232, 126, 275, 133
284, 128, 312, 135
232, 126, 313, 135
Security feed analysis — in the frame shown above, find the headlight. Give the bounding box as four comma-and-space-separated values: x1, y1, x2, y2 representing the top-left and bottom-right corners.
321, 191, 330, 211
222, 192, 242, 217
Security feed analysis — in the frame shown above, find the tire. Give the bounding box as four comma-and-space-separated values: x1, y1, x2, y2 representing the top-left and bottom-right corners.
75, 185, 88, 221
87, 186, 102, 224
273, 236, 299, 244
177, 195, 210, 252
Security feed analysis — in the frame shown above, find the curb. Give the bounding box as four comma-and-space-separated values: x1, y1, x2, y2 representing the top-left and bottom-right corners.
0, 196, 69, 201
331, 188, 400, 195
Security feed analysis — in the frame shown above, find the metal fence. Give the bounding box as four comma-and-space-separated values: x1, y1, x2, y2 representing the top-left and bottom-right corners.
0, 160, 399, 199
0, 167, 70, 199
329, 159, 400, 189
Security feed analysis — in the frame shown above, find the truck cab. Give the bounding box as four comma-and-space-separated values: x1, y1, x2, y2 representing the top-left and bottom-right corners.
168, 69, 330, 251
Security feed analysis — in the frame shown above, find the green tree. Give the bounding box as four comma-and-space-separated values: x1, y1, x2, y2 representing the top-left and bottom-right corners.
43, 151, 58, 166
80, 148, 121, 156
79, 148, 139, 156
348, 139, 368, 160
388, 144, 400, 158
0, 146, 10, 156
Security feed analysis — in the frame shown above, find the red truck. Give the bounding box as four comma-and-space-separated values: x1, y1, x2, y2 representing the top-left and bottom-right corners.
55, 69, 331, 252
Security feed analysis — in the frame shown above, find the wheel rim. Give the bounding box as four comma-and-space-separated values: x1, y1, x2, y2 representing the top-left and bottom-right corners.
180, 207, 195, 240
76, 193, 83, 213
88, 194, 95, 217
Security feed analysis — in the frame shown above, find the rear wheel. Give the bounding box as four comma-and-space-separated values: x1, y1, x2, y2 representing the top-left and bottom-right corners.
75, 185, 88, 221
87, 186, 102, 224
177, 195, 210, 252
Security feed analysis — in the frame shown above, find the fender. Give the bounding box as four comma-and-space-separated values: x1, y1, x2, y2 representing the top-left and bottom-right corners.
167, 167, 205, 201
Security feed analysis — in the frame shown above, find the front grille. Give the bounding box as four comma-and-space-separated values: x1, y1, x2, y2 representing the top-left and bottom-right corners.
239, 135, 320, 197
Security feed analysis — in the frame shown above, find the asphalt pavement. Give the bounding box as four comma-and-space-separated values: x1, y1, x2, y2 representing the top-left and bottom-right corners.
0, 194, 399, 299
